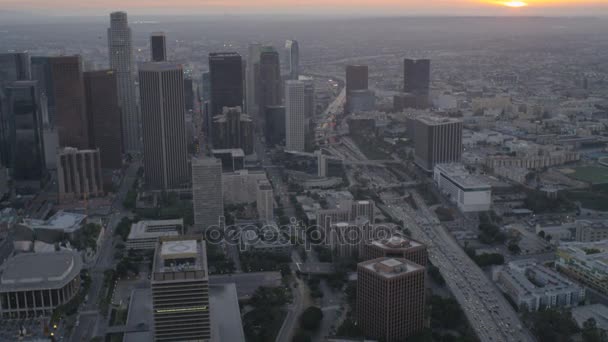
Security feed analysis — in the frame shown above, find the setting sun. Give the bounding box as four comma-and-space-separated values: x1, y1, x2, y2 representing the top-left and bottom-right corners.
500, 1, 528, 7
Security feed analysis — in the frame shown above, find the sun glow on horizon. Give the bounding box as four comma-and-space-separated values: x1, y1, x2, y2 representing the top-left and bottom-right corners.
499, 1, 528, 7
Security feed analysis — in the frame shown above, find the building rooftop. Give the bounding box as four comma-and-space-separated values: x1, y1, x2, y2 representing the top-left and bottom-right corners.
153, 237, 208, 279
127, 219, 183, 240
371, 234, 423, 250
0, 251, 82, 292
160, 240, 198, 259
417, 115, 462, 126
22, 210, 86, 233
435, 163, 491, 190
209, 283, 246, 342
359, 257, 424, 279
212, 148, 245, 158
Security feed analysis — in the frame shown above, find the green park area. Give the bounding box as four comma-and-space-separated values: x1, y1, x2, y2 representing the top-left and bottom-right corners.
568, 166, 608, 185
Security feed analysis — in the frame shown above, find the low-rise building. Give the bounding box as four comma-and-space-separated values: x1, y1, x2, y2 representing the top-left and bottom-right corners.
557, 241, 608, 294
433, 163, 492, 212
575, 220, 608, 242
222, 170, 268, 205
239, 225, 292, 255
0, 251, 82, 319
126, 219, 184, 250
495, 259, 584, 311
19, 211, 87, 243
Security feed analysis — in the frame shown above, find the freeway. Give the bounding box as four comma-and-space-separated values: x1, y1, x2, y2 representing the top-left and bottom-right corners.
381, 191, 534, 342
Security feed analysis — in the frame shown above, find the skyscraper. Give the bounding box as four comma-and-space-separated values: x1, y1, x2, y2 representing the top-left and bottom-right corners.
413, 116, 462, 172
285, 80, 305, 152
192, 157, 223, 233
83, 70, 123, 169
357, 257, 426, 342
345, 65, 368, 93
403, 58, 431, 106
57, 147, 104, 202
151, 236, 211, 341
258, 47, 281, 126
139, 62, 189, 190
265, 105, 285, 147
211, 106, 254, 155
31, 57, 55, 125
49, 56, 89, 149
208, 52, 243, 117
150, 32, 167, 62
0, 53, 30, 82
245, 43, 261, 117
108, 11, 140, 153
285, 40, 300, 80
3, 81, 45, 181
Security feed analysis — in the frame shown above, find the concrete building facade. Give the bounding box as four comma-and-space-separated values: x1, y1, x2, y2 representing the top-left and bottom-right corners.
57, 147, 103, 202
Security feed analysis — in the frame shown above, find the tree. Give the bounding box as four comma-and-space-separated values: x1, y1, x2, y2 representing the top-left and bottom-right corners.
582, 318, 608, 342
299, 306, 323, 331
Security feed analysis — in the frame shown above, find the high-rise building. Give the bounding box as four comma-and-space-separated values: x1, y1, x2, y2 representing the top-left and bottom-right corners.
265, 105, 285, 147
256, 179, 274, 222
357, 257, 425, 342
208, 52, 243, 118
245, 43, 261, 117
362, 234, 427, 266
150, 32, 167, 62
345, 65, 369, 114
300, 76, 315, 120
403, 58, 431, 105
258, 47, 281, 126
3, 81, 46, 181
108, 11, 141, 153
285, 80, 305, 152
151, 236, 211, 341
57, 147, 104, 202
31, 57, 55, 125
192, 157, 223, 233
211, 106, 254, 155
139, 62, 189, 190
184, 77, 194, 111
414, 116, 463, 172
285, 40, 300, 80
0, 53, 30, 83
345, 65, 368, 93
49, 56, 89, 149
83, 70, 123, 169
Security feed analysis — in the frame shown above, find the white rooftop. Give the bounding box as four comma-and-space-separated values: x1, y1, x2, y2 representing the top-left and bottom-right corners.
160, 240, 198, 260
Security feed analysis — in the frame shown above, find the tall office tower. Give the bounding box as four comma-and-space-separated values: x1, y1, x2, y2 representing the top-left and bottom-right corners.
152, 236, 211, 341
83, 70, 123, 170
184, 77, 194, 111
362, 234, 427, 266
208, 52, 243, 118
300, 76, 315, 120
245, 43, 261, 117
414, 116, 462, 172
256, 179, 274, 222
357, 257, 425, 342
3, 81, 45, 181
211, 106, 254, 155
31, 57, 55, 125
57, 147, 104, 202
150, 32, 167, 62
192, 157, 223, 233
285, 80, 306, 152
403, 58, 431, 106
108, 11, 140, 153
49, 56, 89, 149
258, 47, 281, 125
0, 53, 31, 82
265, 105, 285, 147
345, 65, 368, 93
285, 40, 300, 80
139, 62, 189, 190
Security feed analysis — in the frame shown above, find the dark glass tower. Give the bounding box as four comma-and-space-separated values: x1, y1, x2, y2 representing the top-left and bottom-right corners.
208, 52, 243, 117
84, 70, 123, 169
49, 56, 88, 149
345, 65, 368, 93
0, 53, 30, 82
4, 81, 45, 181
403, 59, 430, 96
150, 32, 167, 62
258, 47, 281, 125
31, 56, 55, 125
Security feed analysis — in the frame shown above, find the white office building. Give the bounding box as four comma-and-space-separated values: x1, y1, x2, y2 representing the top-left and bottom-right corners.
285, 80, 305, 152
256, 180, 274, 222
433, 163, 491, 212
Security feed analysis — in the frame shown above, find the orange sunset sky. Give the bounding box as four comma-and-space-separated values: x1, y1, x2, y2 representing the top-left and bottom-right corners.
0, 0, 606, 16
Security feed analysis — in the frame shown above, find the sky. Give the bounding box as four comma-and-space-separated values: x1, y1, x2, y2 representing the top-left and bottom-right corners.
0, 0, 606, 16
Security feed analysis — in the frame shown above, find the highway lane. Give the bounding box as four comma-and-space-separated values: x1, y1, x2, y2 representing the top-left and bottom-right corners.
381, 192, 534, 342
